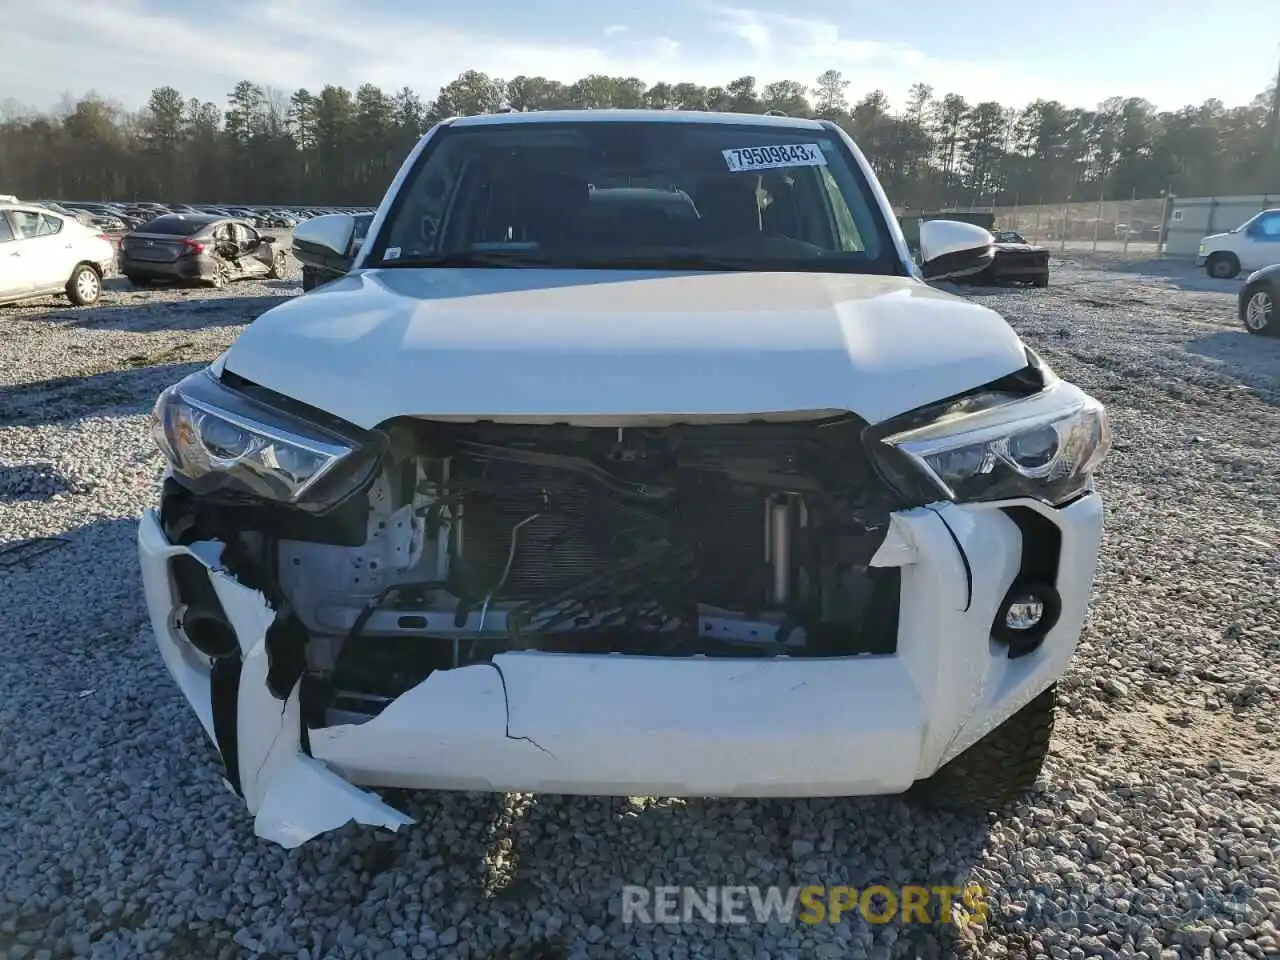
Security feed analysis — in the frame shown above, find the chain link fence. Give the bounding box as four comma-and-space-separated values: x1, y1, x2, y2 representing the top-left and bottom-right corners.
934, 198, 1170, 258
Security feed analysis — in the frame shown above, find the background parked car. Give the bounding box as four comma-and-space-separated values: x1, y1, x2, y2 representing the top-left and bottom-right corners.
37, 200, 96, 226
63, 205, 127, 233
963, 230, 1052, 287
0, 202, 114, 306
118, 214, 287, 288
258, 210, 297, 228
1197, 208, 1280, 278
1239, 263, 1279, 336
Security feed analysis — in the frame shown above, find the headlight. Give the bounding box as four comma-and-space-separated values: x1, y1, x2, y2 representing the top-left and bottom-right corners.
883, 381, 1110, 505
151, 368, 371, 507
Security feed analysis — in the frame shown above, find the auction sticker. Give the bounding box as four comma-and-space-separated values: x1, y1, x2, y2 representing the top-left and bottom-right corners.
722, 143, 827, 172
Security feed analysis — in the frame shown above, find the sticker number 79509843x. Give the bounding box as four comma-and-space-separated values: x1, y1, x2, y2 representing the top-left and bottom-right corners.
722, 143, 828, 172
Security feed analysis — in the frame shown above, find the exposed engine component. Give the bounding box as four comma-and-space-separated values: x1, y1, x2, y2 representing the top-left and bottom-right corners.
165, 418, 905, 725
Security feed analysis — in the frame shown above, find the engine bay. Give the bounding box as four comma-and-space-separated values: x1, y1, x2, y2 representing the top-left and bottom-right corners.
165, 418, 905, 725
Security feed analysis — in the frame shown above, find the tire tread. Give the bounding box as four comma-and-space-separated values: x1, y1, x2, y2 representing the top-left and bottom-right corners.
908, 683, 1056, 814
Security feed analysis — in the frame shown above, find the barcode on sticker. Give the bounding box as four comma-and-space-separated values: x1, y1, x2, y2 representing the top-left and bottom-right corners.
722, 143, 827, 172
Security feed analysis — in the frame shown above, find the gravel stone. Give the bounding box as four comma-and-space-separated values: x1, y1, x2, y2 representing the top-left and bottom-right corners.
0, 252, 1276, 958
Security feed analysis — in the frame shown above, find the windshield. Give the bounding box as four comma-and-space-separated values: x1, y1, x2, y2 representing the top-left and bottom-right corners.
370, 119, 900, 274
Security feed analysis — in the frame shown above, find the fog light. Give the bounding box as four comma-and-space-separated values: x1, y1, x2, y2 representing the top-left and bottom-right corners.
179, 605, 240, 659
993, 581, 1062, 659
1004, 594, 1046, 630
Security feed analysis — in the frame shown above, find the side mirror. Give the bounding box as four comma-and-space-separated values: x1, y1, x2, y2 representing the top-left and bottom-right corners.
292, 213, 357, 273
919, 220, 996, 280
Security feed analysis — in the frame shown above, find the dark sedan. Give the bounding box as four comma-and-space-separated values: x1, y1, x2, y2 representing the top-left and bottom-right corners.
976, 231, 1050, 287
1239, 264, 1278, 337
117, 214, 287, 288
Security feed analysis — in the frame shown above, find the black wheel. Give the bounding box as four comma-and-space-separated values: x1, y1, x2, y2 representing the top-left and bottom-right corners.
125, 274, 151, 288
1206, 252, 1240, 280
1241, 284, 1277, 336
1032, 272, 1049, 288
907, 683, 1056, 814
65, 264, 102, 306
267, 250, 287, 280
301, 267, 318, 292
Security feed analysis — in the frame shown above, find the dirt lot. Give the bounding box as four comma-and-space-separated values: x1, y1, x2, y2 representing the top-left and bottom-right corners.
0, 254, 1277, 960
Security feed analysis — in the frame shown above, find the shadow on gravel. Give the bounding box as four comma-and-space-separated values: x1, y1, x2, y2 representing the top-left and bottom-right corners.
1, 360, 204, 427
0, 462, 71, 503
471, 792, 997, 957
36, 294, 291, 331
258, 278, 302, 293
1184, 331, 1280, 405
1079, 257, 1246, 294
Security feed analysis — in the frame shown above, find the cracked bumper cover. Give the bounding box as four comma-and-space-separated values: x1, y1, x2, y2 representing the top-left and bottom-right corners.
137, 493, 1104, 846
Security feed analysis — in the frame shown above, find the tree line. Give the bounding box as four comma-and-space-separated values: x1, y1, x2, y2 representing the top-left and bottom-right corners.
1, 70, 1276, 208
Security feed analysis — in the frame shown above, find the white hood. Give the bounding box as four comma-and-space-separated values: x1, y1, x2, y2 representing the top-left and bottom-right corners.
222, 268, 1029, 429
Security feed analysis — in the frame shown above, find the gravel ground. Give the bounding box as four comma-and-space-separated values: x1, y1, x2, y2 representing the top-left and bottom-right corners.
0, 255, 1277, 960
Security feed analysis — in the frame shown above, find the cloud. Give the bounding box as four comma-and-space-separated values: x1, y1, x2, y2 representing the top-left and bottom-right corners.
1, 0, 673, 109
652, 37, 682, 59
710, 6, 899, 62
0, 0, 1145, 113
716, 7, 773, 55
703, 5, 1136, 107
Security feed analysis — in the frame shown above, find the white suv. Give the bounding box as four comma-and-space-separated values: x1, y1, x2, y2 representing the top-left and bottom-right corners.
1196, 208, 1280, 279
138, 111, 1111, 848
0, 203, 115, 307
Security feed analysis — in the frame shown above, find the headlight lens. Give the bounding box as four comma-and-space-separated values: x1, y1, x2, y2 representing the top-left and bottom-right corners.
151, 368, 358, 504
883, 381, 1110, 504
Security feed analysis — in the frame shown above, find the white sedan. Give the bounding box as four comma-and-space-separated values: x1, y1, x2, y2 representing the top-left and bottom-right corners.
0, 203, 115, 307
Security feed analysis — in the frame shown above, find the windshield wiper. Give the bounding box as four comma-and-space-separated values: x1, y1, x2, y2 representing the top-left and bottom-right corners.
375, 250, 884, 274
579, 252, 855, 272
374, 251, 549, 268
572, 253, 766, 271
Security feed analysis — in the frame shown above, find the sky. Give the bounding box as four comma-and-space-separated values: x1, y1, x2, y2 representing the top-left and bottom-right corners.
3, 0, 1277, 116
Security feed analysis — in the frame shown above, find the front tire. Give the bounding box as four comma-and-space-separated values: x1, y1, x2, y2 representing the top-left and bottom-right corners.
1241, 285, 1277, 336
125, 274, 151, 289
907, 683, 1056, 814
1032, 272, 1049, 288
66, 264, 102, 306
1206, 252, 1240, 279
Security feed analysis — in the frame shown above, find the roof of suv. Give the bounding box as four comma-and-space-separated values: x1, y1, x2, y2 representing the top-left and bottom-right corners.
448, 109, 827, 130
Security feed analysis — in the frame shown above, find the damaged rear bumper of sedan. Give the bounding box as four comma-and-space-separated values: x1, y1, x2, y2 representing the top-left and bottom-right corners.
138, 423, 1104, 848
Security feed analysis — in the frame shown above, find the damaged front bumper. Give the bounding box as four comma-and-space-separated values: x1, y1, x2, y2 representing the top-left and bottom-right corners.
138, 491, 1104, 848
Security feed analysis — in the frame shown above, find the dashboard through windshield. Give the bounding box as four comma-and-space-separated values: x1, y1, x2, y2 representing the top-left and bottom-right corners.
369, 119, 902, 274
